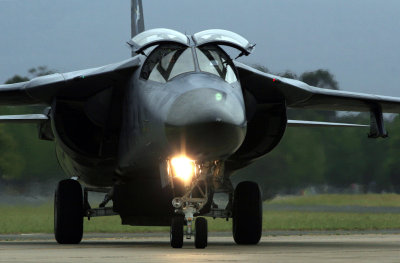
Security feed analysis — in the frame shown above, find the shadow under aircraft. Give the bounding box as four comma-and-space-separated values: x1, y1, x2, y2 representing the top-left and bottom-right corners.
0, 0, 399, 249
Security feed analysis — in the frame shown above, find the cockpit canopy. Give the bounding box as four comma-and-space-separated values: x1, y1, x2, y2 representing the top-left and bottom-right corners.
140, 44, 238, 84
196, 45, 238, 83
129, 28, 254, 56
140, 45, 195, 83
136, 28, 253, 84
193, 29, 254, 55
128, 28, 189, 54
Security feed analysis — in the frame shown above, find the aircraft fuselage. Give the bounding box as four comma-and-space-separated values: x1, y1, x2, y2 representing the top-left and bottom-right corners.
118, 68, 247, 176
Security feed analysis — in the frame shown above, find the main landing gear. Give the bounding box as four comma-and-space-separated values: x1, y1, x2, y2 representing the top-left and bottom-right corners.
232, 181, 262, 245
54, 178, 117, 244
54, 179, 83, 244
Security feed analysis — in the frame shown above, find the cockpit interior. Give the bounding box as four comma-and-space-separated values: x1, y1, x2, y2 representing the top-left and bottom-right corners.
140, 44, 238, 84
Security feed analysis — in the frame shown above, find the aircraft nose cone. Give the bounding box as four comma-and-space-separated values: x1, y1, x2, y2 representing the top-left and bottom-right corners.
165, 88, 246, 160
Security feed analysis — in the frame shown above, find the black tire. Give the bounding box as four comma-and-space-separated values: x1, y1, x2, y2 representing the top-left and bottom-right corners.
54, 179, 83, 244
194, 217, 208, 249
232, 181, 262, 245
170, 216, 184, 248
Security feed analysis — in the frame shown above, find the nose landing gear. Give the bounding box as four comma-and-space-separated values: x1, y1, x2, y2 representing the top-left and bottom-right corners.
169, 162, 210, 248
169, 194, 209, 249
170, 216, 184, 248
194, 217, 208, 249
169, 215, 208, 249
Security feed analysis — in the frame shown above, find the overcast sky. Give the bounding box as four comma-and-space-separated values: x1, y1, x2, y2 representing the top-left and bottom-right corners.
1, 0, 399, 96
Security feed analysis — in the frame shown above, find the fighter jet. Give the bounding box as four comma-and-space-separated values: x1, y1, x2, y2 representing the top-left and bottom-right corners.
1, 0, 399, 248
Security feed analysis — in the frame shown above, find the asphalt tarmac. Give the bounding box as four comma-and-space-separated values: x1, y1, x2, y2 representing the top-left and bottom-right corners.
0, 233, 399, 262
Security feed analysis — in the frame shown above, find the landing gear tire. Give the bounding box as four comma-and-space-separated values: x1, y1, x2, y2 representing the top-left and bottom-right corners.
232, 181, 262, 245
170, 216, 184, 248
194, 217, 208, 249
54, 179, 83, 244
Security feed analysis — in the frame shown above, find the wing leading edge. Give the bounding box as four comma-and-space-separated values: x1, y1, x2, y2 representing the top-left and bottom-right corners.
0, 114, 48, 123
287, 120, 368, 128
235, 62, 400, 113
0, 56, 141, 106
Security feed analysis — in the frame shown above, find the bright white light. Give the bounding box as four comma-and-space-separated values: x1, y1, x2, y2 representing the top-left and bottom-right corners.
170, 156, 195, 182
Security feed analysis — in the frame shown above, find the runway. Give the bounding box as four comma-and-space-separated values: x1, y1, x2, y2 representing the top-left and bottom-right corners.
0, 233, 399, 262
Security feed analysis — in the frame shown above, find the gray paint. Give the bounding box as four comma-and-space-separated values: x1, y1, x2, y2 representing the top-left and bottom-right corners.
131, 0, 145, 39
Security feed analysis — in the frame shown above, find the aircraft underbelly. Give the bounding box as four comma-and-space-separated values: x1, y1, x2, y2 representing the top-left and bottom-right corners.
113, 175, 175, 226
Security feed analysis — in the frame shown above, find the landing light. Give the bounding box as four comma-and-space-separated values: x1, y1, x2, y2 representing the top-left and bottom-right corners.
170, 156, 195, 182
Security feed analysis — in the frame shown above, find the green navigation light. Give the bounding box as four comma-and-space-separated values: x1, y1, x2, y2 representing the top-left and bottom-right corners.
215, 93, 223, 101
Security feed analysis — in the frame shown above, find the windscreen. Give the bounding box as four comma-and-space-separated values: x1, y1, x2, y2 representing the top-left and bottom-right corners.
196, 45, 238, 84
141, 45, 195, 83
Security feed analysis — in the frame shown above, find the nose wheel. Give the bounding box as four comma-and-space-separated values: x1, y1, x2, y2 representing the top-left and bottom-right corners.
170, 216, 184, 248
194, 217, 208, 248
170, 216, 208, 248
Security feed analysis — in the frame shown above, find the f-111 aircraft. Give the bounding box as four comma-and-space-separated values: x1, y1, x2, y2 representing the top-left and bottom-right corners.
1, 0, 400, 248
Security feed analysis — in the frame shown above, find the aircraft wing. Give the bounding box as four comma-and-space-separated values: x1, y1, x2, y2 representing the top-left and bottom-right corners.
235, 61, 400, 113
0, 56, 141, 106
235, 61, 400, 138
287, 120, 368, 128
0, 114, 48, 123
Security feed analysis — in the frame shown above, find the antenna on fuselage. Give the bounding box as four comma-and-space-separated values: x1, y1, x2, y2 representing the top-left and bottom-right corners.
131, 0, 145, 56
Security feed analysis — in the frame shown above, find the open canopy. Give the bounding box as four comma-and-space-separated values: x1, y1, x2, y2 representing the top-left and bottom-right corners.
193, 29, 254, 55
128, 28, 189, 54
129, 28, 254, 56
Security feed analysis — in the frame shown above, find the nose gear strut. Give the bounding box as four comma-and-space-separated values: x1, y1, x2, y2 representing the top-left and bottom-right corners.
169, 162, 213, 248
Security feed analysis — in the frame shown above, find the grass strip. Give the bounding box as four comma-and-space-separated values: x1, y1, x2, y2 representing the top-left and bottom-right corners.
2, 202, 400, 234
268, 194, 400, 207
